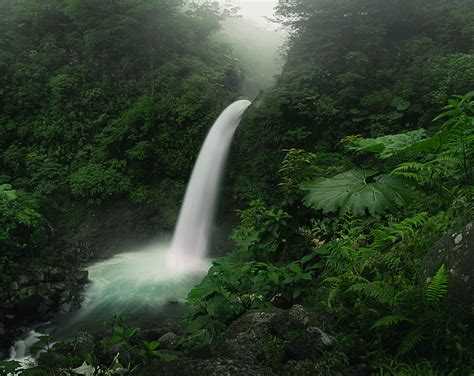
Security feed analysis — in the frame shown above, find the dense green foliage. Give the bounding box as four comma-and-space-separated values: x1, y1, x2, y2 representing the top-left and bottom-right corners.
0, 315, 173, 375
186, 0, 474, 373
0, 184, 46, 254
0, 0, 241, 218
1, 0, 474, 374
189, 93, 474, 373
233, 0, 474, 203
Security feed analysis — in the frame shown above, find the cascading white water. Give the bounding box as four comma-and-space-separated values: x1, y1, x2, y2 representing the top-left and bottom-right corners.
167, 99, 251, 270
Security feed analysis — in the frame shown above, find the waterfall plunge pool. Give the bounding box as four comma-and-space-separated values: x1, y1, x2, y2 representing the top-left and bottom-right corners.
10, 242, 211, 362
54, 242, 211, 338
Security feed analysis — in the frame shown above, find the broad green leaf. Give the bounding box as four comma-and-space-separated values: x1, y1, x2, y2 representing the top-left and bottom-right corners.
301, 253, 316, 264
293, 289, 303, 299
268, 270, 279, 284
391, 97, 411, 111
0, 360, 22, 374
302, 169, 413, 215
288, 263, 302, 273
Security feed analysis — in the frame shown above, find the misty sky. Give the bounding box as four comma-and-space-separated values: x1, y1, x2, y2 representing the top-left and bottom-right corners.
219, 0, 280, 28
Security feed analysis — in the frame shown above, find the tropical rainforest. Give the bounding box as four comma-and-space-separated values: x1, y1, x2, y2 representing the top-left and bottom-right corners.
1, 0, 474, 375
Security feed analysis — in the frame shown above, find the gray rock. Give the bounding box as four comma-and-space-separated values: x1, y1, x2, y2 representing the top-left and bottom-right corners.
38, 302, 52, 316
51, 282, 67, 291
17, 275, 30, 286
74, 332, 97, 358
15, 287, 41, 316
140, 357, 276, 376
284, 360, 324, 376
39, 294, 55, 309
270, 305, 321, 337
46, 267, 65, 282
58, 299, 80, 314
284, 327, 335, 361
420, 221, 474, 310
217, 310, 278, 363
36, 282, 52, 297
187, 344, 213, 359
288, 305, 318, 329
17, 286, 37, 300
73, 271, 89, 284
58, 302, 72, 314
138, 328, 166, 342
158, 332, 179, 351
59, 290, 72, 303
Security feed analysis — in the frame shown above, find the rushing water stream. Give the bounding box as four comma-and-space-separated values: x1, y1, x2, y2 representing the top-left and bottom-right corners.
10, 100, 251, 362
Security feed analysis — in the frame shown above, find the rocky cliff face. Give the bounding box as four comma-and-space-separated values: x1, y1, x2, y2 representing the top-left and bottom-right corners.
0, 243, 92, 359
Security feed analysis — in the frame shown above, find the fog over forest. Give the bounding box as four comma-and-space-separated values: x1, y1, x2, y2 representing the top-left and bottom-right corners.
219, 0, 279, 27
218, 0, 285, 98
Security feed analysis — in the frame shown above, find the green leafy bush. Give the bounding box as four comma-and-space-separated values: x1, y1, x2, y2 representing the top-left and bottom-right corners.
187, 256, 317, 343
0, 184, 47, 252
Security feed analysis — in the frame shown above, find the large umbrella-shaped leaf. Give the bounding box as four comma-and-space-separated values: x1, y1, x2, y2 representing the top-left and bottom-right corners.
302, 169, 413, 215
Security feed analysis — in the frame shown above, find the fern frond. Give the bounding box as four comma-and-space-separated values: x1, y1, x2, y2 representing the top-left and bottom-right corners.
434, 155, 463, 166
371, 314, 411, 330
398, 328, 424, 355
426, 264, 449, 304
380, 252, 402, 272
392, 162, 432, 173
371, 213, 428, 250
349, 281, 398, 306
327, 285, 340, 308
391, 162, 436, 186
392, 171, 436, 186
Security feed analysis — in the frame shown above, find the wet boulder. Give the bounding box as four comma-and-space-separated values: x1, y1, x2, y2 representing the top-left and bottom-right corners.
217, 310, 279, 363
45, 266, 66, 282
73, 271, 89, 284
158, 332, 179, 351
140, 358, 276, 376
269, 304, 322, 337
284, 326, 335, 361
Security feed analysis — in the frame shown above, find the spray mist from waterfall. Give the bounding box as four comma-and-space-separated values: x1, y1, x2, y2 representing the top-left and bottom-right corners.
167, 99, 252, 270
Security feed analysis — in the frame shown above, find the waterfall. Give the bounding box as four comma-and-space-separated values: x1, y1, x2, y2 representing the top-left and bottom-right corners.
8, 100, 251, 362
167, 99, 251, 270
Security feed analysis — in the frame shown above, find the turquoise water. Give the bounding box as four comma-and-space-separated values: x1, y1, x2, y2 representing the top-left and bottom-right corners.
53, 243, 211, 339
